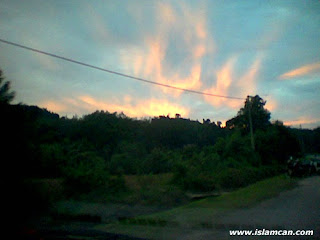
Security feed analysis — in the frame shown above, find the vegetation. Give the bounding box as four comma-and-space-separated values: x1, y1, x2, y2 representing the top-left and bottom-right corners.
1, 68, 319, 220
95, 175, 297, 239
0, 69, 15, 104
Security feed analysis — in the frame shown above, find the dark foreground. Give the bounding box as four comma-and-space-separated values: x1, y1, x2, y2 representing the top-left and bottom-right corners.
19, 225, 147, 240
18, 176, 320, 240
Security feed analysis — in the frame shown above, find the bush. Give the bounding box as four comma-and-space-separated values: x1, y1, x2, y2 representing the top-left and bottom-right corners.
172, 164, 216, 192
108, 141, 147, 174
214, 165, 283, 190
215, 168, 249, 189
105, 175, 127, 193
184, 173, 216, 192
143, 148, 167, 174
38, 143, 65, 177
62, 151, 109, 193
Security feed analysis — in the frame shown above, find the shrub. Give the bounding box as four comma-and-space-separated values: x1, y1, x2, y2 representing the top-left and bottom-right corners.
214, 165, 283, 190
63, 151, 109, 193
172, 164, 216, 192
143, 148, 171, 174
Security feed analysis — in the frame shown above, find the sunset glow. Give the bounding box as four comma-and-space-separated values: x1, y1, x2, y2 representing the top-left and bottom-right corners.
1, 0, 319, 128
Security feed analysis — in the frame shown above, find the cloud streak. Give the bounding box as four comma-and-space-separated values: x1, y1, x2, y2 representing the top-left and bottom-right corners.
123, 2, 214, 97
79, 95, 189, 118
40, 95, 190, 118
203, 57, 237, 107
203, 54, 263, 110
40, 100, 67, 113
284, 117, 320, 128
2, 0, 320, 129
279, 62, 320, 79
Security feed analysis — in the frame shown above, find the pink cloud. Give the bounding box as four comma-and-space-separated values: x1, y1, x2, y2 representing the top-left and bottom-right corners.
284, 118, 320, 127
237, 55, 263, 96
264, 97, 277, 112
39, 95, 190, 119
39, 100, 67, 113
279, 62, 320, 79
204, 57, 237, 107
202, 54, 264, 110
122, 2, 214, 98
78, 95, 189, 118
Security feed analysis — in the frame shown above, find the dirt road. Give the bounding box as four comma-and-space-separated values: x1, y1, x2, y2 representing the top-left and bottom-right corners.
34, 176, 320, 239
182, 176, 320, 239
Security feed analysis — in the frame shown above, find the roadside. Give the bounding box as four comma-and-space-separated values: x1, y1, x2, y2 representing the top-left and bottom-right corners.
94, 174, 303, 239
28, 175, 320, 239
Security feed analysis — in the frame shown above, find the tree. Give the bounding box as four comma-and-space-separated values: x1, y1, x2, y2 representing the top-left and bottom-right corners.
226, 95, 271, 133
0, 69, 15, 104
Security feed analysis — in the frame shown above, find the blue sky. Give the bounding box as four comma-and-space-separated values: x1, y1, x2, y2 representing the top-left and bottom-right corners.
0, 0, 320, 128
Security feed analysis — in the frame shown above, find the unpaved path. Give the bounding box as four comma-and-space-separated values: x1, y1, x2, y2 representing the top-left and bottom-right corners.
181, 176, 320, 239
35, 177, 320, 239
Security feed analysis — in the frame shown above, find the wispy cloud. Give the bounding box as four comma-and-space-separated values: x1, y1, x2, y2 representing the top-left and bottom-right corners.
237, 55, 263, 96
203, 54, 263, 110
203, 56, 237, 107
3, 1, 319, 129
40, 95, 190, 118
284, 117, 320, 128
40, 100, 67, 113
122, 1, 214, 97
78, 95, 189, 118
279, 62, 320, 79
264, 97, 277, 112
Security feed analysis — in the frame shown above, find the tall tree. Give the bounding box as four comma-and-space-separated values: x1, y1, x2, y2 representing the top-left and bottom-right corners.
226, 95, 271, 132
0, 69, 15, 104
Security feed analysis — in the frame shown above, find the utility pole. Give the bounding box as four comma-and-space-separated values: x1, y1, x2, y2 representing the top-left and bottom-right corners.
248, 96, 255, 151
299, 124, 305, 154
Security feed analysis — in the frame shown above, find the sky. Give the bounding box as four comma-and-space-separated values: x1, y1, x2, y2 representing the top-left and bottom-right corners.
0, 0, 320, 129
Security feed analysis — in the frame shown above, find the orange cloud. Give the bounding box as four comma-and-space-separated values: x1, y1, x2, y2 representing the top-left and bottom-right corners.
279, 62, 320, 79
205, 57, 236, 105
196, 21, 207, 40
39, 96, 190, 119
238, 55, 263, 96
264, 97, 277, 112
123, 2, 214, 98
203, 54, 263, 110
193, 45, 206, 59
39, 100, 67, 113
203, 57, 241, 108
78, 95, 189, 118
284, 118, 320, 127
158, 2, 176, 24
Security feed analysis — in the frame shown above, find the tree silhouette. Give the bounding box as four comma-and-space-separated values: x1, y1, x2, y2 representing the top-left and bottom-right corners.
226, 95, 270, 132
0, 69, 15, 104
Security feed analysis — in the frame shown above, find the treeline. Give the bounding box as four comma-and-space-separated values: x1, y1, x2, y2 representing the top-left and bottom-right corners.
0, 68, 319, 193
2, 104, 227, 177
2, 95, 319, 193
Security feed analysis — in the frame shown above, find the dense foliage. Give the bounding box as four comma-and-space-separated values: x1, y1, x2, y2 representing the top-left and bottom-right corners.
1, 100, 316, 192
1, 69, 319, 196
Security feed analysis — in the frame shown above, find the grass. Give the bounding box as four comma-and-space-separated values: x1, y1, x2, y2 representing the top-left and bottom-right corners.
186, 174, 297, 209
48, 173, 188, 224
92, 173, 188, 206
124, 173, 173, 191
61, 173, 187, 207
94, 174, 297, 239
121, 173, 188, 206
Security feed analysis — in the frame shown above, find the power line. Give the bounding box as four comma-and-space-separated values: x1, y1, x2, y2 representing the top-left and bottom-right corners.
0, 38, 245, 100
